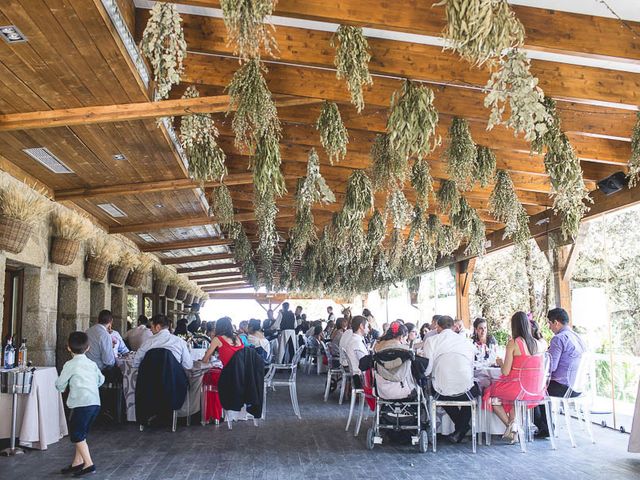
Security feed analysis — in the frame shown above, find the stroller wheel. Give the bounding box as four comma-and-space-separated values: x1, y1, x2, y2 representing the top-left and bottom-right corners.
366, 428, 375, 450
418, 430, 428, 453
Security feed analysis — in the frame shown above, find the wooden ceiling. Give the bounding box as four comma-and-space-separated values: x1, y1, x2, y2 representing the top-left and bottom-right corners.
0, 0, 639, 295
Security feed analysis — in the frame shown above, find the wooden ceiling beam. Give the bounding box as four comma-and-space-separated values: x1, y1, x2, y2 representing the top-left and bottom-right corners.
108, 211, 256, 234
203, 283, 252, 292
161, 252, 235, 265
177, 263, 240, 274
141, 237, 233, 252
192, 272, 244, 282
164, 1, 640, 62
0, 94, 320, 131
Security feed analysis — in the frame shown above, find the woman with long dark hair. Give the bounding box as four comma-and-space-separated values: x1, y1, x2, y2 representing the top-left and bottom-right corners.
481, 311, 546, 443
202, 317, 244, 366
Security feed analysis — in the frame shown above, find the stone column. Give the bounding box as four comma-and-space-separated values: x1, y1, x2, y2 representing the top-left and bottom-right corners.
90, 281, 111, 325
22, 266, 58, 367
0, 253, 6, 324
56, 276, 91, 370
110, 286, 128, 334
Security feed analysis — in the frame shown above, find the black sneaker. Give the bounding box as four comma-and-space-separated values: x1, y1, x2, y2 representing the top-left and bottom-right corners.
73, 465, 96, 476
534, 430, 550, 439
60, 464, 84, 474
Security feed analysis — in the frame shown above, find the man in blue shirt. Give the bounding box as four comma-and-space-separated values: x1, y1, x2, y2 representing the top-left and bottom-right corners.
86, 310, 121, 384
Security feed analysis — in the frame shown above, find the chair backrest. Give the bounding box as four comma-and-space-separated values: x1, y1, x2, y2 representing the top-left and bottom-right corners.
515, 353, 549, 398
566, 351, 591, 396
431, 351, 474, 397
372, 346, 417, 400
341, 347, 361, 380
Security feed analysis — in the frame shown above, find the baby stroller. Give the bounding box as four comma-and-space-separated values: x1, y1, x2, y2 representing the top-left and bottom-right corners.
365, 346, 429, 452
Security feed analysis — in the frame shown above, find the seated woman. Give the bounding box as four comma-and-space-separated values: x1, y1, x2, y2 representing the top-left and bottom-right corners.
529, 319, 547, 351
419, 323, 430, 341
482, 312, 547, 443
471, 317, 497, 359
246, 318, 271, 361
174, 318, 188, 336
374, 321, 408, 352
323, 320, 335, 339
202, 317, 244, 367
405, 322, 419, 350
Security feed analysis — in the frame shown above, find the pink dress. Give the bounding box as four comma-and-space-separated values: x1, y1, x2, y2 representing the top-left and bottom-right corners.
482, 337, 544, 414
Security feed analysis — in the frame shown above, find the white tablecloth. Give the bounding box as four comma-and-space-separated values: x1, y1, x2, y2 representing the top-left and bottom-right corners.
629, 379, 640, 453
118, 354, 221, 422
0, 367, 68, 450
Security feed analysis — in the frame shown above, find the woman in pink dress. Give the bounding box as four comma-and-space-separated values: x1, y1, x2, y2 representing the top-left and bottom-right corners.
483, 312, 547, 442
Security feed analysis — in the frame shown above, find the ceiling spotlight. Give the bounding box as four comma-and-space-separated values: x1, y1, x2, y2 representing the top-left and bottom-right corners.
535, 217, 551, 226
154, 203, 164, 208
0, 26, 27, 43
112, 153, 127, 161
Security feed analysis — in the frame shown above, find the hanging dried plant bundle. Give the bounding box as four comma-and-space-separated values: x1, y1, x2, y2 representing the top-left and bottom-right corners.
50, 207, 93, 241
445, 117, 477, 191
242, 257, 258, 289
115, 250, 141, 270
465, 214, 486, 256
387, 79, 441, 160
331, 25, 373, 112
343, 170, 374, 222
254, 186, 278, 288
316, 101, 349, 164
366, 209, 386, 253
437, 179, 461, 215
370, 134, 408, 191
209, 184, 235, 228
0, 181, 51, 224
297, 149, 336, 208
140, 3, 186, 100
475, 146, 497, 188
407, 204, 425, 244
628, 111, 640, 188
508, 206, 531, 246
227, 59, 281, 150
434, 0, 524, 67
251, 132, 287, 198
424, 214, 442, 244
489, 170, 518, 224
135, 253, 155, 273
485, 49, 551, 143
220, 0, 278, 61
87, 234, 121, 264
437, 224, 461, 257
451, 197, 475, 237
153, 263, 174, 283
386, 188, 412, 230
386, 228, 405, 277
233, 224, 253, 263
180, 86, 227, 183
289, 204, 316, 260
411, 157, 434, 209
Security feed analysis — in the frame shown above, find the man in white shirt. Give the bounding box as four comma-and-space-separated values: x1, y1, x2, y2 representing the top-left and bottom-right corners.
326, 306, 335, 323
338, 323, 354, 367
423, 315, 441, 340
133, 314, 193, 370
422, 315, 478, 443
344, 316, 369, 384
125, 316, 153, 351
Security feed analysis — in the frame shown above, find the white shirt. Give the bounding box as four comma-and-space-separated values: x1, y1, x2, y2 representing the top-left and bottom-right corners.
247, 334, 271, 357
345, 332, 368, 374
422, 329, 475, 396
133, 329, 193, 370
125, 325, 153, 351
339, 329, 354, 366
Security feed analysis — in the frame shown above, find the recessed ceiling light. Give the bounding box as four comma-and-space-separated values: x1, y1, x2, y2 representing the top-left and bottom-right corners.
0, 26, 27, 44
112, 153, 126, 161
138, 233, 157, 242
154, 204, 164, 208
22, 147, 73, 174
97, 203, 127, 218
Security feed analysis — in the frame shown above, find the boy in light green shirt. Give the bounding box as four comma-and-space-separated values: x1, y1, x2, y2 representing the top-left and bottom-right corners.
55, 331, 105, 477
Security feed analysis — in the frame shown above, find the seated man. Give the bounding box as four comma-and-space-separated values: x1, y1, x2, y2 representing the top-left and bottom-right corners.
110, 327, 129, 356
534, 308, 586, 438
344, 316, 369, 387
423, 315, 478, 444
134, 314, 193, 370
125, 315, 153, 351
86, 310, 121, 383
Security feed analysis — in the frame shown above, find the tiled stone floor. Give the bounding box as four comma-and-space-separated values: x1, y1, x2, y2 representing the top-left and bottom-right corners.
1, 373, 639, 479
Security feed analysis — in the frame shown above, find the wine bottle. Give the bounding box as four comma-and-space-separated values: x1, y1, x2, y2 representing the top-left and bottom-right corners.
18, 339, 27, 369
3, 337, 15, 369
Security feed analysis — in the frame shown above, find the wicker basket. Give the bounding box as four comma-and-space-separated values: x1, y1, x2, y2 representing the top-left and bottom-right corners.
50, 236, 80, 266
154, 280, 168, 296
109, 265, 130, 285
85, 256, 108, 282
165, 284, 179, 299
0, 215, 33, 254
126, 270, 146, 289
184, 293, 194, 305
176, 288, 187, 301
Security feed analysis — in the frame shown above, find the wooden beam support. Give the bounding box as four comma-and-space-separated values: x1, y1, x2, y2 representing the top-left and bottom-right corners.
196, 275, 244, 285
455, 258, 476, 327
203, 283, 252, 292
189, 271, 244, 281
161, 252, 235, 265
177, 263, 240, 274
108, 211, 267, 234
141, 237, 233, 252
0, 94, 320, 131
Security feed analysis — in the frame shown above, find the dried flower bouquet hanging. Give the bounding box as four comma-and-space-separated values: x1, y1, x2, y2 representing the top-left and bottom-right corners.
332, 25, 373, 112
220, 0, 278, 61
316, 101, 349, 164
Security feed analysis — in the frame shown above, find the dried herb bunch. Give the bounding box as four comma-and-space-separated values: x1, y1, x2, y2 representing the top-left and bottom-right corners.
331, 25, 373, 112
445, 118, 477, 191
437, 179, 461, 215
485, 49, 551, 143
316, 101, 349, 164
220, 0, 278, 61
411, 157, 434, 209
297, 149, 336, 208
386, 79, 440, 160
251, 132, 287, 198
140, 2, 186, 100
386, 188, 412, 230
180, 86, 227, 183
51, 207, 94, 241
629, 111, 640, 188
289, 203, 316, 260
474, 146, 497, 188
254, 186, 278, 289
370, 134, 408, 191
465, 213, 486, 256
366, 209, 386, 256
209, 184, 235, 228
435, 0, 524, 67
227, 58, 281, 150
0, 181, 51, 224
489, 170, 530, 245
437, 224, 461, 257
343, 170, 374, 222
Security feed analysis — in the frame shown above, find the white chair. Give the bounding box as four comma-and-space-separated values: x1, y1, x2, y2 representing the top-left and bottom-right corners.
304, 337, 323, 375
322, 342, 345, 402
548, 353, 595, 447
341, 347, 368, 436
264, 345, 304, 419
338, 348, 354, 405
429, 351, 479, 453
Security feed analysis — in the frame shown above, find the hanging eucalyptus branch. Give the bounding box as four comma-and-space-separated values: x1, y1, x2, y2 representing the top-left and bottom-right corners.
227, 58, 281, 150
437, 224, 461, 257
411, 157, 434, 209
475, 146, 497, 188
437, 179, 461, 215
451, 197, 475, 236
628, 111, 640, 188
140, 3, 186, 100
465, 213, 486, 256
233, 224, 252, 263
489, 170, 518, 224
445, 117, 477, 191
289, 204, 316, 260
209, 184, 235, 228
220, 0, 278, 61
386, 188, 412, 230
316, 101, 349, 164
387, 80, 441, 159
425, 214, 442, 245
343, 170, 374, 222
387, 228, 405, 278
485, 49, 551, 143
407, 204, 425, 244
507, 206, 531, 247
434, 0, 524, 67
251, 132, 287, 198
370, 134, 408, 191
254, 186, 278, 288
331, 25, 373, 112
242, 257, 259, 289
366, 209, 386, 256
297, 149, 336, 208
180, 86, 227, 183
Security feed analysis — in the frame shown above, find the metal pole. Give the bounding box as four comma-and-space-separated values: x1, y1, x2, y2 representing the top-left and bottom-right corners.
1, 387, 25, 456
